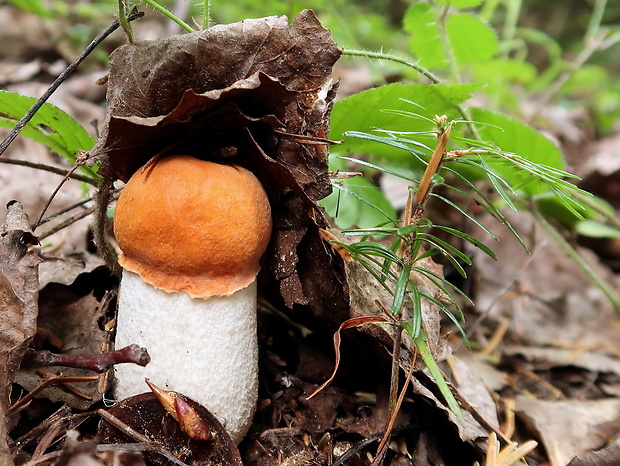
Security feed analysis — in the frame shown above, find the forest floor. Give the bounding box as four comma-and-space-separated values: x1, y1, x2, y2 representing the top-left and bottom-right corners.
1, 4, 620, 466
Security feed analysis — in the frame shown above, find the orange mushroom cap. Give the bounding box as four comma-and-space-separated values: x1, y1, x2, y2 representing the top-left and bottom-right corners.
114, 155, 272, 298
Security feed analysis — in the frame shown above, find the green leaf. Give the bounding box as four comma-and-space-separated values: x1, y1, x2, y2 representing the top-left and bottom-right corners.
447, 13, 498, 65
0, 90, 98, 178
404, 3, 446, 69
469, 107, 564, 194
436, 0, 485, 6
575, 220, 620, 239
405, 5, 497, 68
6, 0, 53, 17
331, 82, 484, 162
471, 59, 538, 109
390, 264, 412, 316
415, 334, 464, 421
432, 225, 498, 259
321, 178, 397, 229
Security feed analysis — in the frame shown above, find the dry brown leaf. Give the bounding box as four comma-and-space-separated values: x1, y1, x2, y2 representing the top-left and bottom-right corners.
0, 201, 41, 407
516, 396, 620, 466
0, 201, 40, 466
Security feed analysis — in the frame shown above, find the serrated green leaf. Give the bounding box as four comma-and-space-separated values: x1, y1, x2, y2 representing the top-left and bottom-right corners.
331, 82, 484, 163
448, 13, 498, 65
469, 107, 564, 194
0, 90, 98, 178
321, 177, 397, 229
404, 3, 446, 69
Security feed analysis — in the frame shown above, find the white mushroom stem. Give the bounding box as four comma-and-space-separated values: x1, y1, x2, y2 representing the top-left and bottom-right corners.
114, 269, 258, 444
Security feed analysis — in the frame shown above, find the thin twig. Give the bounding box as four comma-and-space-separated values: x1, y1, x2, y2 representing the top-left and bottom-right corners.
0, 158, 98, 185
97, 410, 189, 466
526, 30, 608, 122
37, 205, 96, 241
36, 197, 94, 227
342, 48, 442, 84
8, 375, 99, 417
374, 346, 417, 462
0, 10, 144, 158
341, 49, 481, 140
34, 164, 87, 229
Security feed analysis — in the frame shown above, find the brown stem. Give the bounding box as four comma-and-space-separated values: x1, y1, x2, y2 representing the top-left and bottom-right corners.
374, 349, 417, 462
22, 345, 150, 373
37, 205, 97, 242
379, 117, 455, 455
8, 375, 99, 417
94, 176, 121, 274
0, 158, 98, 185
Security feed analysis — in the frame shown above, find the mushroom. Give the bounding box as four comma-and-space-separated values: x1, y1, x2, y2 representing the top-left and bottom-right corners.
112, 155, 272, 444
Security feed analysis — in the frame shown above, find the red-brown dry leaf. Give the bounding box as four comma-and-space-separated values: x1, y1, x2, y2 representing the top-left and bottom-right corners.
0, 201, 41, 465
89, 10, 350, 333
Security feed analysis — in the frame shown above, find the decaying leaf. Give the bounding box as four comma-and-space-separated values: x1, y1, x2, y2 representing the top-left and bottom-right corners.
0, 201, 41, 406
516, 396, 620, 466
0, 201, 40, 466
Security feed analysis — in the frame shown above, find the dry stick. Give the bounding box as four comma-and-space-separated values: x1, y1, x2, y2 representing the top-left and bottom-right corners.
31, 419, 65, 460
10, 404, 71, 455
37, 197, 94, 227
37, 205, 97, 241
34, 164, 89, 230
373, 347, 418, 464
0, 158, 97, 185
0, 10, 144, 158
97, 409, 189, 466
8, 375, 99, 417
37, 189, 121, 240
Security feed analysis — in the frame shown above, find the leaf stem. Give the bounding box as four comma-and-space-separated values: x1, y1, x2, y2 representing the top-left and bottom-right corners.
435, 5, 462, 85
117, 0, 134, 42
586, 0, 608, 42
203, 0, 211, 28
141, 0, 195, 33
341, 48, 480, 140
342, 49, 442, 84
527, 29, 608, 122
501, 0, 522, 57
